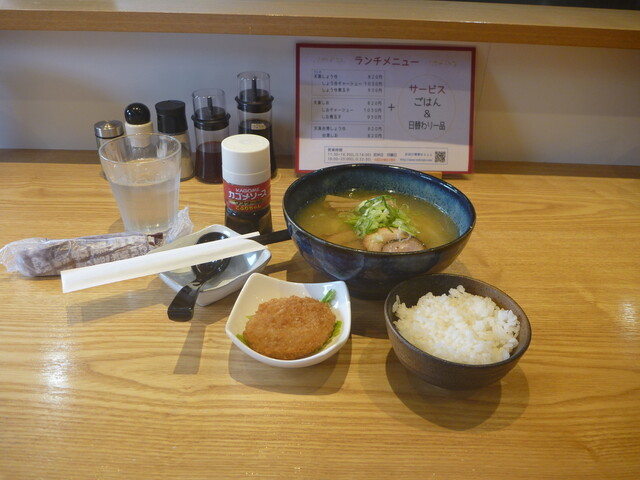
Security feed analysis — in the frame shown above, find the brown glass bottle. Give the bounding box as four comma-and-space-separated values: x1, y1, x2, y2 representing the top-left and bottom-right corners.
222, 134, 273, 235
224, 206, 273, 235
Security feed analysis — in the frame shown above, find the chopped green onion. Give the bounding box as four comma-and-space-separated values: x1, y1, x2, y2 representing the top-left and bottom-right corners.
343, 194, 419, 237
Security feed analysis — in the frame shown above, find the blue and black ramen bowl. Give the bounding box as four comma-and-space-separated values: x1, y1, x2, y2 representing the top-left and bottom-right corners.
282, 164, 476, 299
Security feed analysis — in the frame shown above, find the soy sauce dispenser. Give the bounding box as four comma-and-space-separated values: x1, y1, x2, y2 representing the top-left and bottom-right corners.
235, 71, 277, 177
191, 88, 230, 184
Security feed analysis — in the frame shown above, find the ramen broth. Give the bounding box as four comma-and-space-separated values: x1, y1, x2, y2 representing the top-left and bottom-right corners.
295, 190, 459, 251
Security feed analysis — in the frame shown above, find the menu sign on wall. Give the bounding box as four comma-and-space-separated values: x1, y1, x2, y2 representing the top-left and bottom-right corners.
296, 44, 475, 173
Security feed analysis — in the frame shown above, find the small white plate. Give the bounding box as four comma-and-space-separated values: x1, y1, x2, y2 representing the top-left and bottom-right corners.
156, 225, 271, 306
225, 273, 351, 368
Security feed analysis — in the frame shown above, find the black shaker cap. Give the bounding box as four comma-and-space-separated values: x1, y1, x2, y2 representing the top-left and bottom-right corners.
155, 100, 188, 134
192, 106, 230, 131
235, 89, 273, 114
124, 103, 151, 125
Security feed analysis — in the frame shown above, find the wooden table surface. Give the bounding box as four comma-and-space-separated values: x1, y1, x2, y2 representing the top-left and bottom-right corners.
1, 150, 639, 480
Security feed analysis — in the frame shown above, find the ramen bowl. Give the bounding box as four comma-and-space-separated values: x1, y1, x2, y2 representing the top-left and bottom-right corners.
282, 164, 475, 299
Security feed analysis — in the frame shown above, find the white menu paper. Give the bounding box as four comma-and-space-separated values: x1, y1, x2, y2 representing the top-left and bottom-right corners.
296, 44, 475, 173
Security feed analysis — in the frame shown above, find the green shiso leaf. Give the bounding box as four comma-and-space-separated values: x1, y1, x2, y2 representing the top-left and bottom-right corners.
321, 289, 337, 304
328, 320, 342, 343
343, 194, 419, 237
316, 320, 342, 353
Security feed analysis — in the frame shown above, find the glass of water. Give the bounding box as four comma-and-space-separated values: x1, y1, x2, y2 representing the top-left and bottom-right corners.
99, 133, 182, 234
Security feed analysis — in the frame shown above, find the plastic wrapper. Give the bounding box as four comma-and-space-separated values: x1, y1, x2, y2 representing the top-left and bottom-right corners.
0, 207, 193, 277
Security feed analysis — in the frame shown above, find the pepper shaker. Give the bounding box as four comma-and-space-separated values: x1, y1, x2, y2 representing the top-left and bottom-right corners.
124, 103, 153, 135
155, 100, 194, 181
93, 120, 123, 178
94, 120, 124, 148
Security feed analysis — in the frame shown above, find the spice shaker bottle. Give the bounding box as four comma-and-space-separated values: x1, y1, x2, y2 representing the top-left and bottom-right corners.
124, 103, 153, 147
222, 134, 273, 235
155, 100, 194, 181
93, 120, 123, 178
235, 71, 277, 178
94, 120, 124, 148
191, 89, 230, 184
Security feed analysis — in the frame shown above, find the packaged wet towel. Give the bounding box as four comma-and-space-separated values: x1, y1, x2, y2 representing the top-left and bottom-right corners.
0, 207, 193, 277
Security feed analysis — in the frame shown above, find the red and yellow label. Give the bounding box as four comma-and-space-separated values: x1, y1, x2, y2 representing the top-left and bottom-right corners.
223, 180, 271, 213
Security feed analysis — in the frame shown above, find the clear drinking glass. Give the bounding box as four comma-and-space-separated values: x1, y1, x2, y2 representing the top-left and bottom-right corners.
99, 133, 182, 234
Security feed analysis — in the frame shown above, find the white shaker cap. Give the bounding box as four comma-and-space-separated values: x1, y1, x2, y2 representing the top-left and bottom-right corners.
221, 134, 271, 185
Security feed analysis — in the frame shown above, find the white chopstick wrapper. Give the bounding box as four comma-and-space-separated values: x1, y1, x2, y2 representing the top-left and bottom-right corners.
61, 232, 265, 293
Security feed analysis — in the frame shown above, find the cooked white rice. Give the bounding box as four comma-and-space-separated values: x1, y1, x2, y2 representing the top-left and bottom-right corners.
392, 285, 520, 365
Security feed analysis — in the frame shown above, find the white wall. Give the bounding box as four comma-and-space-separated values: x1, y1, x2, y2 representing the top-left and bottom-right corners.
1, 30, 638, 165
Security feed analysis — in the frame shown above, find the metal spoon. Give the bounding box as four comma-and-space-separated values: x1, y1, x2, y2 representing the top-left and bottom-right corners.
167, 231, 231, 322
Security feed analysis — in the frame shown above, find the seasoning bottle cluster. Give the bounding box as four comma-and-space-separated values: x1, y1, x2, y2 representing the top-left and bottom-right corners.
91, 71, 276, 234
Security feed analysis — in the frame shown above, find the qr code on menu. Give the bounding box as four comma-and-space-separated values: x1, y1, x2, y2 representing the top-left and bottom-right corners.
434, 151, 447, 163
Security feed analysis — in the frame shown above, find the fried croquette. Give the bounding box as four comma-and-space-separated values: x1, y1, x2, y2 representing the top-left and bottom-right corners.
243, 295, 336, 360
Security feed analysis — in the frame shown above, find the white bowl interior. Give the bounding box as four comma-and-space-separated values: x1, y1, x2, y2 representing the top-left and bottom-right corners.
225, 273, 351, 368
155, 224, 272, 306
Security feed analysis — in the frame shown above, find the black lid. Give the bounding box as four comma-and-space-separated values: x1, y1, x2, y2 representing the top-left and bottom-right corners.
191, 106, 230, 131
155, 100, 188, 134
124, 103, 151, 125
235, 88, 273, 114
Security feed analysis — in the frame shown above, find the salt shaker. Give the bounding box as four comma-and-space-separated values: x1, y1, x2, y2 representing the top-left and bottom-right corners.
191, 89, 230, 184
155, 100, 194, 181
93, 120, 123, 178
94, 120, 124, 148
124, 103, 153, 148
222, 134, 273, 235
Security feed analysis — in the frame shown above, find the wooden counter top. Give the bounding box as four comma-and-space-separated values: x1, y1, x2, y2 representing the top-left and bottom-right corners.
0, 150, 639, 479
1, 0, 639, 49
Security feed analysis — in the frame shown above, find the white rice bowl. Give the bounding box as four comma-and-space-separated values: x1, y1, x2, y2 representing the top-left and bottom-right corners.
392, 285, 520, 365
